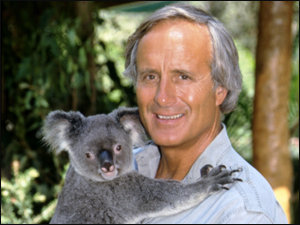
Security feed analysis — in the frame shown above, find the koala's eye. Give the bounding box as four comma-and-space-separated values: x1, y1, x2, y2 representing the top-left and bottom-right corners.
116, 145, 122, 152
85, 153, 94, 159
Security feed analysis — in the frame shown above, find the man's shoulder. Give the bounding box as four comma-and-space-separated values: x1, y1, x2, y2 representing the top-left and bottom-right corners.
181, 154, 288, 224
133, 139, 288, 223
217, 149, 288, 223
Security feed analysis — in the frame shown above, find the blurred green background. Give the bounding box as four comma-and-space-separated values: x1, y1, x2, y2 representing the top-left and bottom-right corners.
1, 1, 299, 223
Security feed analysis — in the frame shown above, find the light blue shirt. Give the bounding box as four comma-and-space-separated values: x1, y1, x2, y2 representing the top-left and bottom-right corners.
133, 124, 288, 224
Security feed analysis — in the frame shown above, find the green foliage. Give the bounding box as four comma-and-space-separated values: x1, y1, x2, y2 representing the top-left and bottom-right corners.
1, 165, 67, 224
223, 40, 255, 161
2, 2, 146, 223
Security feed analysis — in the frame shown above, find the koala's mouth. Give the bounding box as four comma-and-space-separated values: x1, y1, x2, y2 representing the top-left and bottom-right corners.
99, 169, 118, 181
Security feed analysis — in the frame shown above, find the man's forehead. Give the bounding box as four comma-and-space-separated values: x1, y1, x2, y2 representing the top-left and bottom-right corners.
136, 19, 213, 69
143, 19, 211, 40
138, 19, 212, 51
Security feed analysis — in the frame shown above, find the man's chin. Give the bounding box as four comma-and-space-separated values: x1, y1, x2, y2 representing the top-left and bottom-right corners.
151, 134, 183, 148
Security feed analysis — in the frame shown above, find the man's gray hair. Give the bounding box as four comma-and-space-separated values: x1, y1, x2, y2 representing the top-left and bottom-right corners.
123, 3, 242, 114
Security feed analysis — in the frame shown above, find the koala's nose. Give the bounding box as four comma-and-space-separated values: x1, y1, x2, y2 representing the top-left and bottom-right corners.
102, 162, 115, 173
99, 150, 115, 173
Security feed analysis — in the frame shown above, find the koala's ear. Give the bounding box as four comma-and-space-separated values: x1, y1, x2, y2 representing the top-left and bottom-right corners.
42, 110, 85, 154
115, 107, 147, 147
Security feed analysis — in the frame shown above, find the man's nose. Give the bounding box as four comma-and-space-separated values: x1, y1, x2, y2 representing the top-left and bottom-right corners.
154, 77, 177, 107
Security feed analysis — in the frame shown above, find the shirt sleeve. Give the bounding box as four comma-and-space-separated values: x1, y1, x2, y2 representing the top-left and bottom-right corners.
218, 203, 288, 224
218, 206, 273, 224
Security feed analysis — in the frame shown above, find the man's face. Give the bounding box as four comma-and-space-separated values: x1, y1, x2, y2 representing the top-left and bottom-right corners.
136, 19, 227, 150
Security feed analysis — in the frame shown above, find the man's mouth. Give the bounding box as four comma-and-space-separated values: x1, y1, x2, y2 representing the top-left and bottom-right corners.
157, 114, 184, 120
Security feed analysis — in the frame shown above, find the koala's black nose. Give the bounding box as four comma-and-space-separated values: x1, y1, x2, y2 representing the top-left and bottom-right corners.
99, 150, 115, 173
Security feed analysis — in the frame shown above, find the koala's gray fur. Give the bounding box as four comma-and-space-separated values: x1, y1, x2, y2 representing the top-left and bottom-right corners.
42, 107, 241, 224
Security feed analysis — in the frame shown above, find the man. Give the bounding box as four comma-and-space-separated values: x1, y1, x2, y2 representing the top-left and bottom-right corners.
123, 3, 288, 224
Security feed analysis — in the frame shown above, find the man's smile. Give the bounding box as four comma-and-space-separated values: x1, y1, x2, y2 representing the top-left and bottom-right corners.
157, 114, 184, 120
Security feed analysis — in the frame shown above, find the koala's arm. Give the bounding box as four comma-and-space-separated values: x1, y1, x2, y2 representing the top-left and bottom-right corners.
50, 165, 241, 224
113, 165, 242, 223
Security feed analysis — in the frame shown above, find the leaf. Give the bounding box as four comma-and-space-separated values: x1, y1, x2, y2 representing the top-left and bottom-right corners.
39, 98, 49, 108
67, 57, 73, 74
24, 91, 33, 110
19, 83, 30, 90
17, 58, 31, 81
48, 38, 60, 57
108, 89, 122, 103
67, 28, 77, 47
78, 47, 87, 68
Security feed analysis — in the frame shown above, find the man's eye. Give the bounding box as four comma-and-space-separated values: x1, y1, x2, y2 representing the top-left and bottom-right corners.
180, 75, 189, 80
137, 73, 158, 84
146, 75, 156, 80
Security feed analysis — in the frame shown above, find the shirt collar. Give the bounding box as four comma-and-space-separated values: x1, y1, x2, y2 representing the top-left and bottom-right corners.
183, 123, 232, 183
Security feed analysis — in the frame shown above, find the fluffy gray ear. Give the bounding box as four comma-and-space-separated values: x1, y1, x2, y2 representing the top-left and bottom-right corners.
115, 107, 147, 147
42, 110, 85, 154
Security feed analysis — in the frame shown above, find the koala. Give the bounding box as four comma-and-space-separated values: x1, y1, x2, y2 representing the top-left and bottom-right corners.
42, 107, 242, 224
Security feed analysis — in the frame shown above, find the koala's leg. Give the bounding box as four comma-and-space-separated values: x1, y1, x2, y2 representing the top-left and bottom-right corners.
126, 165, 242, 223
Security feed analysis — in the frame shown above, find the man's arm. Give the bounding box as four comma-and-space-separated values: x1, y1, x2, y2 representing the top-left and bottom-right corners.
218, 201, 288, 224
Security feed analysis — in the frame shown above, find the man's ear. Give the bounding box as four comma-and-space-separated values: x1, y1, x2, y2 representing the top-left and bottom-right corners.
42, 110, 85, 154
215, 86, 228, 106
115, 107, 147, 147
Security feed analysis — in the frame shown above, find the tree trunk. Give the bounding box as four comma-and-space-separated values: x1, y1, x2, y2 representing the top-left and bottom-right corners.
1, 61, 4, 126
75, 1, 97, 115
253, 1, 293, 222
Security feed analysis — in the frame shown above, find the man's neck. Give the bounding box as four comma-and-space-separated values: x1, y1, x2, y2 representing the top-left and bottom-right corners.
155, 123, 222, 181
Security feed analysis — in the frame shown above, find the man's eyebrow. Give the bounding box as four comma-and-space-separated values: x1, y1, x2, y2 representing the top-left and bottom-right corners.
171, 69, 193, 75
137, 68, 195, 77
137, 68, 158, 75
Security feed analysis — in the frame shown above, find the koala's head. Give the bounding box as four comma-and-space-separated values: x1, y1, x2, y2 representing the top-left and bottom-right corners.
42, 107, 147, 182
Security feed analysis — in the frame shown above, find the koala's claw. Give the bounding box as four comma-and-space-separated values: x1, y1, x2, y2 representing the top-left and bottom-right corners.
200, 164, 213, 177
199, 165, 243, 192
233, 178, 243, 182
221, 186, 229, 190
230, 168, 242, 175
219, 165, 227, 170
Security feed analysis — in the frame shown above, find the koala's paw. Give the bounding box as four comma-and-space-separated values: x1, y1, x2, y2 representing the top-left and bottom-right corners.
199, 164, 243, 192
